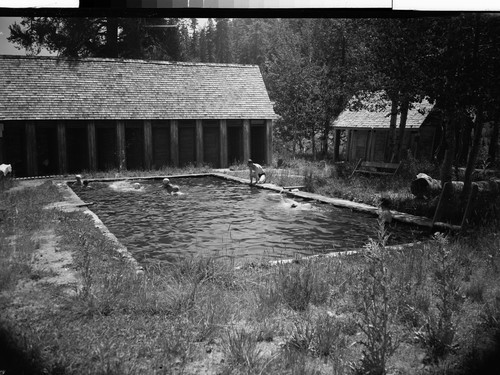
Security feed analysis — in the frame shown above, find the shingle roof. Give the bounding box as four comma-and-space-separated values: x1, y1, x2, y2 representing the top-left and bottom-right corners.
332, 104, 432, 130
0, 55, 277, 121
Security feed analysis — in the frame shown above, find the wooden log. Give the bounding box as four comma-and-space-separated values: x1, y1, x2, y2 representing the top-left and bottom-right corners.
410, 173, 442, 198
409, 173, 500, 198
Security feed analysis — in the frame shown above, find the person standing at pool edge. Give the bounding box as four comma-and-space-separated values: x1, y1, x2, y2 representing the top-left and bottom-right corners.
248, 159, 266, 185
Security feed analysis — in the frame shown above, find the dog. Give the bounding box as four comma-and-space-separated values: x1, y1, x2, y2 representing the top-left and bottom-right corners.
0, 164, 12, 178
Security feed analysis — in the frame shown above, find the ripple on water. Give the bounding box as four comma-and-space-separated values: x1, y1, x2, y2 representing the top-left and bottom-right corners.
72, 176, 428, 264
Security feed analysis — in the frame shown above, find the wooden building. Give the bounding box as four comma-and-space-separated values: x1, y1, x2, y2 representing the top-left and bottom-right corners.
331, 103, 438, 162
0, 55, 276, 177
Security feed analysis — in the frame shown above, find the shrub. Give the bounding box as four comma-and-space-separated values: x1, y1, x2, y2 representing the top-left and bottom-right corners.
222, 328, 262, 370
271, 261, 330, 311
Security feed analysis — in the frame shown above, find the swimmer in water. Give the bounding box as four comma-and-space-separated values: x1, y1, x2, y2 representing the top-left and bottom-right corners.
162, 178, 183, 195
279, 188, 299, 208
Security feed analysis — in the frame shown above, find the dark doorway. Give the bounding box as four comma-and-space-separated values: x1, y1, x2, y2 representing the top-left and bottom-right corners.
250, 123, 266, 165
152, 121, 170, 169
96, 121, 117, 171
203, 120, 219, 167
227, 121, 243, 165
66, 122, 89, 173
178, 120, 196, 167
3, 122, 26, 177
36, 122, 58, 176
125, 121, 144, 170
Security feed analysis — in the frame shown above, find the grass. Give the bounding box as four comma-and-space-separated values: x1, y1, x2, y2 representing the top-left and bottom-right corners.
0, 160, 500, 374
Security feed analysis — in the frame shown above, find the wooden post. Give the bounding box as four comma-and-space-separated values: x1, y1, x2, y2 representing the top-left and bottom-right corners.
220, 119, 228, 168
333, 129, 341, 162
57, 120, 67, 175
170, 120, 179, 167
196, 119, 203, 167
26, 121, 37, 176
461, 183, 479, 230
265, 119, 273, 166
116, 121, 126, 170
367, 129, 375, 161
143, 120, 152, 170
364, 129, 372, 161
243, 119, 250, 162
0, 123, 4, 164
347, 130, 353, 161
87, 121, 97, 171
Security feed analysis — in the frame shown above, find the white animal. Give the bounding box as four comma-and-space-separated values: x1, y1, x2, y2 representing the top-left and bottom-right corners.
0, 164, 12, 177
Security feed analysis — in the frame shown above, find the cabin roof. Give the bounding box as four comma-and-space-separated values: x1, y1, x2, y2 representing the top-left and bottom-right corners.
332, 103, 433, 130
0, 55, 277, 121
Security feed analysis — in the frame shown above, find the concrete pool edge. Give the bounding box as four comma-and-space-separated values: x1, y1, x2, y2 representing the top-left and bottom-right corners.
54, 172, 455, 273
49, 180, 145, 275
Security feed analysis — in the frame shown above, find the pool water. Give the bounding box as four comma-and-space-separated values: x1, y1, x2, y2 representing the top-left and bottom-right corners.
72, 176, 427, 265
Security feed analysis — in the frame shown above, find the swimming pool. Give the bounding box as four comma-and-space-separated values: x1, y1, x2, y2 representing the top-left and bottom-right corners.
72, 176, 427, 265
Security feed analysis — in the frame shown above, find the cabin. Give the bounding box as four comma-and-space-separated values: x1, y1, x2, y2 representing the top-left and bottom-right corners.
331, 102, 439, 162
0, 55, 276, 177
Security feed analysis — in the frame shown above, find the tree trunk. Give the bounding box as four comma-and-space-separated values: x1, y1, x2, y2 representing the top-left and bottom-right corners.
462, 106, 485, 201
440, 113, 456, 185
396, 97, 410, 161
488, 114, 499, 166
311, 127, 316, 161
386, 96, 399, 162
321, 115, 331, 159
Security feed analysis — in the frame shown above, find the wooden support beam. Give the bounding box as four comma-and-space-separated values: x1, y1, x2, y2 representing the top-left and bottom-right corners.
367, 129, 375, 161
333, 129, 341, 162
196, 119, 203, 167
364, 129, 371, 161
170, 120, 179, 167
220, 119, 228, 168
347, 130, 353, 161
143, 120, 152, 170
116, 121, 126, 170
57, 120, 67, 175
243, 119, 250, 162
266, 119, 273, 165
0, 123, 4, 164
87, 121, 97, 171
26, 121, 37, 176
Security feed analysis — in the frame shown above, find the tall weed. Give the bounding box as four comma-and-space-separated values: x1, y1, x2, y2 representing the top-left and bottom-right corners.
415, 233, 462, 363
353, 220, 398, 375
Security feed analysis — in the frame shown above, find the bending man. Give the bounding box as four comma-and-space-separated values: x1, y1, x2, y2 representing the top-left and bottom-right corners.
248, 159, 266, 185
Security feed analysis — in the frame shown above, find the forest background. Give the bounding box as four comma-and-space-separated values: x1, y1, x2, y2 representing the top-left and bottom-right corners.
6, 15, 500, 199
